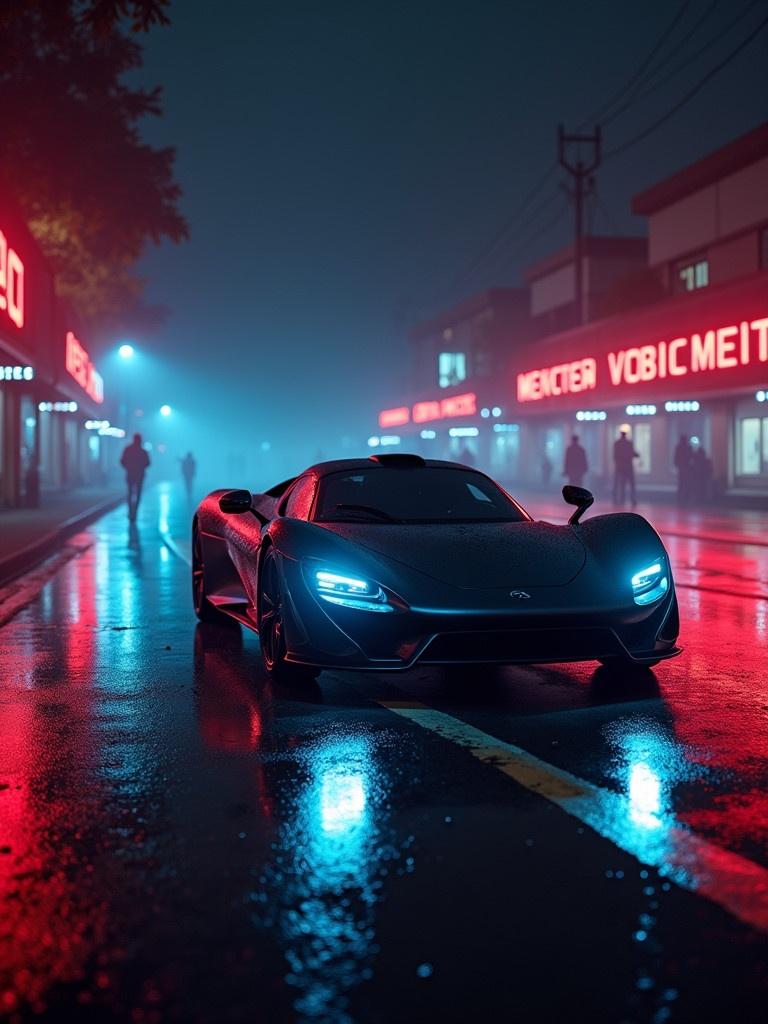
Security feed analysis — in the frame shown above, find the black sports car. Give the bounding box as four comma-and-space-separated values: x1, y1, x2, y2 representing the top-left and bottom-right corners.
192, 454, 680, 681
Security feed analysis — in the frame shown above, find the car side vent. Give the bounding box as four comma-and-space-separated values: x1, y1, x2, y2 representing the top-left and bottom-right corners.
368, 453, 426, 467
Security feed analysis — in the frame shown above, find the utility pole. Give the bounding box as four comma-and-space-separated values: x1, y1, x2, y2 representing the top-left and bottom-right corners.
558, 125, 601, 326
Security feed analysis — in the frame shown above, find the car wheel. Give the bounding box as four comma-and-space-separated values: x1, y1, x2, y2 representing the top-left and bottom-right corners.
192, 521, 233, 624
258, 548, 319, 683
598, 656, 660, 670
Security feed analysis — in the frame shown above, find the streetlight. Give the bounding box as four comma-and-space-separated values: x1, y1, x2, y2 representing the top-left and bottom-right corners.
160, 404, 172, 417
118, 343, 135, 359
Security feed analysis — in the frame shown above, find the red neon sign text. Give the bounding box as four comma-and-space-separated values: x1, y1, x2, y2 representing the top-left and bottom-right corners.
0, 229, 24, 330
379, 406, 410, 428
65, 331, 104, 404
517, 317, 768, 402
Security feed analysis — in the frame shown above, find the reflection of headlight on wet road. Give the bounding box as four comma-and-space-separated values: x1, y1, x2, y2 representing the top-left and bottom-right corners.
628, 761, 662, 830
320, 770, 367, 834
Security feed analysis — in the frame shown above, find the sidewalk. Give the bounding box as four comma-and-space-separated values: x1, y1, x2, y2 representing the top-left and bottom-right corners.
0, 485, 124, 584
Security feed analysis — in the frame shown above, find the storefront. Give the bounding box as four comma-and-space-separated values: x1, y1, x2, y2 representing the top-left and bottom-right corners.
510, 271, 768, 499
38, 323, 111, 490
0, 201, 55, 507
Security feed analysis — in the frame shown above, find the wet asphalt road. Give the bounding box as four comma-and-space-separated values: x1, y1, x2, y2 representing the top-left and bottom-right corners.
0, 483, 767, 1023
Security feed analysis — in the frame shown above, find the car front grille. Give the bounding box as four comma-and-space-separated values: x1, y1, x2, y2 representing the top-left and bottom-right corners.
419, 627, 622, 664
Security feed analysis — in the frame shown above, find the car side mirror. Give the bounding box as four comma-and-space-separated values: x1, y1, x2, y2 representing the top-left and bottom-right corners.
562, 485, 594, 525
219, 489, 253, 515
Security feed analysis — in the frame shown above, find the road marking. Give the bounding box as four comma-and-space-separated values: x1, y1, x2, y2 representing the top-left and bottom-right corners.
379, 700, 768, 935
159, 529, 191, 566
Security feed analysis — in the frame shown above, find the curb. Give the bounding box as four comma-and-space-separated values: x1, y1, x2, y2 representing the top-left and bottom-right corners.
0, 494, 124, 587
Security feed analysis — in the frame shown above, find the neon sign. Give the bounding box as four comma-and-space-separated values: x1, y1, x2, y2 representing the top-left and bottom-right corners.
0, 229, 25, 330
65, 331, 104, 404
379, 392, 478, 428
517, 317, 768, 402
379, 406, 410, 428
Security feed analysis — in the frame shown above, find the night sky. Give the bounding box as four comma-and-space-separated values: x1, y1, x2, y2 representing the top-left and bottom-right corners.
132, 0, 768, 485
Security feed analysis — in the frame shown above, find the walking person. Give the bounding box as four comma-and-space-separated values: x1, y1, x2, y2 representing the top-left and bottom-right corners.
180, 451, 197, 500
120, 433, 150, 522
613, 428, 639, 506
673, 434, 693, 505
541, 452, 553, 487
563, 434, 588, 488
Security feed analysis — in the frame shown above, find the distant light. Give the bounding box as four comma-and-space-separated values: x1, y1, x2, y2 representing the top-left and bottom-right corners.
665, 400, 700, 412
118, 344, 135, 359
690, 435, 700, 447
576, 410, 607, 421
260, 441, 271, 452
25, 417, 36, 428
493, 423, 519, 433
756, 390, 766, 403
85, 419, 110, 430
160, 404, 172, 417
98, 426, 126, 438
420, 429, 437, 439
448, 426, 479, 437
626, 404, 657, 416
379, 435, 401, 446
38, 401, 78, 413
480, 407, 490, 418
491, 406, 502, 417
367, 436, 380, 447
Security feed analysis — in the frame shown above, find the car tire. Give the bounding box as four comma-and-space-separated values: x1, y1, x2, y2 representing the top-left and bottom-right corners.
258, 548, 319, 684
192, 521, 234, 624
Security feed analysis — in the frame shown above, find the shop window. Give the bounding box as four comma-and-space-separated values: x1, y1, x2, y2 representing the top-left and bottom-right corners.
438, 352, 466, 388
738, 418, 761, 475
675, 258, 708, 293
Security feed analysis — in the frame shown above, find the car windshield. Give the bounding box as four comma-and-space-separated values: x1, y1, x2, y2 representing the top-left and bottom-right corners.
314, 467, 527, 524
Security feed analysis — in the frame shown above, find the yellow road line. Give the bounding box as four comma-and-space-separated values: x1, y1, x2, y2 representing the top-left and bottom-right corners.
379, 700, 768, 935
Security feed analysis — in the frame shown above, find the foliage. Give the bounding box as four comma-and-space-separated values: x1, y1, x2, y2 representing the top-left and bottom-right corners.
0, 0, 187, 333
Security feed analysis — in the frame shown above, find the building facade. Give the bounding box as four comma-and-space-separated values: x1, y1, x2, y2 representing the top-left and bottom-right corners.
0, 194, 118, 507
372, 124, 768, 502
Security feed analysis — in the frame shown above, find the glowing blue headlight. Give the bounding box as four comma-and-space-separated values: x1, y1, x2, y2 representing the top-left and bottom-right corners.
313, 569, 393, 612
631, 560, 669, 606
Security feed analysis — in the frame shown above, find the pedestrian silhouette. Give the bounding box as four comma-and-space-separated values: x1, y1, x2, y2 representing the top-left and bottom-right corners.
120, 432, 150, 522
613, 429, 639, 506
459, 444, 475, 467
673, 434, 694, 505
691, 443, 713, 504
181, 451, 197, 500
564, 434, 588, 487
541, 452, 553, 486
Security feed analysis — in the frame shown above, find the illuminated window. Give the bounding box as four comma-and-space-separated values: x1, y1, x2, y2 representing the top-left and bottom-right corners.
738, 418, 767, 476
438, 352, 466, 388
675, 258, 708, 293
633, 423, 652, 475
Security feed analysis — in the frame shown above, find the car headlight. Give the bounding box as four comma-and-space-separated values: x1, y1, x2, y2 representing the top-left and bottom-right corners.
631, 559, 669, 606
312, 569, 393, 613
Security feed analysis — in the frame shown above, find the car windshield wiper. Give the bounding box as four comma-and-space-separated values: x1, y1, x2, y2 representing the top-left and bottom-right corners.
329, 503, 402, 523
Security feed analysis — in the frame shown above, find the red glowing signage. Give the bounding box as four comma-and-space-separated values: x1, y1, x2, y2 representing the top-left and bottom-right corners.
380, 392, 478, 428
0, 229, 24, 330
379, 406, 410, 428
517, 316, 768, 403
65, 331, 104, 404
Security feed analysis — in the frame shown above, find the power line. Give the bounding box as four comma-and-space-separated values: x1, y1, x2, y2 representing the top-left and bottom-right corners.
579, 0, 694, 128
603, 0, 760, 128
605, 10, 768, 160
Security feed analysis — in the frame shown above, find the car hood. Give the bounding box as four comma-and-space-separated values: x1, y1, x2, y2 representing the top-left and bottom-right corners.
316, 520, 587, 589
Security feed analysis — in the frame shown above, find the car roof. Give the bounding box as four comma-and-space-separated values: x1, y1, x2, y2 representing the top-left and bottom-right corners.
304, 456, 473, 478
